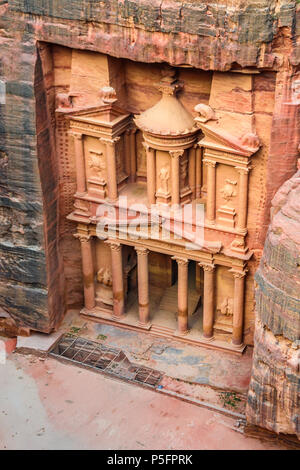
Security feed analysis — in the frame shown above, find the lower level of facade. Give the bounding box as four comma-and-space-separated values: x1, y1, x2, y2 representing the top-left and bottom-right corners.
74, 221, 249, 354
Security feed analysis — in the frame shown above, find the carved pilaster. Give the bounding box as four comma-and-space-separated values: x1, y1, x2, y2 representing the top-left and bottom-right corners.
203, 159, 217, 224
235, 166, 251, 233
71, 131, 86, 195
100, 137, 120, 202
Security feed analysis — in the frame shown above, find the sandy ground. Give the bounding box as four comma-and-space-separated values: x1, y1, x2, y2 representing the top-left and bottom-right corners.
0, 352, 288, 450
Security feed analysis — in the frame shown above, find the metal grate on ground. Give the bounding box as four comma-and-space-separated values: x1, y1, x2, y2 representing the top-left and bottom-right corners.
49, 334, 163, 389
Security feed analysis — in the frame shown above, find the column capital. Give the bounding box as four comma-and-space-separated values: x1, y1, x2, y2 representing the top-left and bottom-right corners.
105, 240, 122, 251
172, 256, 189, 266
235, 166, 251, 174
127, 125, 137, 135
169, 149, 184, 159
142, 141, 155, 152
230, 268, 247, 279
100, 136, 120, 146
74, 232, 90, 243
203, 159, 217, 168
70, 131, 83, 141
199, 262, 215, 272
135, 246, 149, 256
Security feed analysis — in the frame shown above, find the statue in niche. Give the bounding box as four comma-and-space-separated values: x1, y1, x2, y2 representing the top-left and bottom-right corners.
159, 166, 170, 194
97, 267, 112, 287
220, 179, 237, 202
136, 133, 147, 176
180, 158, 188, 187
89, 150, 106, 182
220, 297, 234, 316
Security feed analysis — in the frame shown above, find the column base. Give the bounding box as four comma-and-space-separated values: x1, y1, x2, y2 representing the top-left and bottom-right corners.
137, 321, 152, 330
202, 334, 215, 343
111, 314, 126, 322
231, 340, 245, 352
174, 328, 189, 337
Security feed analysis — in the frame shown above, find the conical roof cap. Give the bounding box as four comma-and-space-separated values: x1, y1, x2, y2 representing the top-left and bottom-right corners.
134, 69, 196, 136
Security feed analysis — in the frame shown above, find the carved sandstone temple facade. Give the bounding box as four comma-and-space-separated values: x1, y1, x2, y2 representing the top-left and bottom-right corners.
59, 62, 262, 354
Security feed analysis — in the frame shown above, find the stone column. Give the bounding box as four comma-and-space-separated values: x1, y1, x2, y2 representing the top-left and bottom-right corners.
100, 137, 120, 202
124, 129, 132, 177
231, 269, 247, 346
173, 256, 189, 335
143, 143, 156, 206
236, 167, 250, 232
129, 128, 137, 182
188, 146, 196, 198
204, 160, 217, 224
195, 146, 202, 199
75, 233, 95, 310
71, 132, 86, 195
199, 262, 215, 340
135, 246, 150, 326
107, 241, 124, 318
170, 150, 184, 207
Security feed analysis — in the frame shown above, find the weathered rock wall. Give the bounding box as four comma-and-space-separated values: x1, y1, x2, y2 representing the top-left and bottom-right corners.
246, 169, 300, 438
0, 0, 299, 333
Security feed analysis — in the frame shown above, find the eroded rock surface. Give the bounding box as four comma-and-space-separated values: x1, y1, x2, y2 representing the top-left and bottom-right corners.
247, 169, 300, 439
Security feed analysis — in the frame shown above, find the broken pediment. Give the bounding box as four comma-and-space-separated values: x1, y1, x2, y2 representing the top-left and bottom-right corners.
195, 106, 260, 157
57, 86, 130, 127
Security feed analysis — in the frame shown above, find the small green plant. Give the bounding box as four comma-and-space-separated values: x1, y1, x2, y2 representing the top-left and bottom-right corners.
97, 334, 107, 341
219, 391, 241, 409
69, 326, 81, 334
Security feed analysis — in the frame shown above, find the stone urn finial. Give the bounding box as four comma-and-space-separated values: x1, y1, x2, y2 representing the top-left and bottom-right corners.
194, 104, 217, 123
240, 132, 260, 150
158, 65, 182, 96
99, 86, 117, 104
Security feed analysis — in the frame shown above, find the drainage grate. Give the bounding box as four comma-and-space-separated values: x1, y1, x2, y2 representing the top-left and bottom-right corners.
49, 334, 163, 389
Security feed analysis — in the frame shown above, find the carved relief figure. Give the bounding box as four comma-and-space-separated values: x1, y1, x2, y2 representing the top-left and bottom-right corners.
220, 297, 233, 316
97, 268, 112, 287
180, 159, 188, 187
89, 150, 106, 182
159, 166, 170, 194
220, 179, 237, 202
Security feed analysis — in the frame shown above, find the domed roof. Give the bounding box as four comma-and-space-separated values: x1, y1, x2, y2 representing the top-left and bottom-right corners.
134, 70, 196, 136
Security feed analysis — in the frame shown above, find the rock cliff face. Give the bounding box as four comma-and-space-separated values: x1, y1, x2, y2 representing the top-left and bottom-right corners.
246, 168, 300, 438
0, 0, 298, 332
0, 0, 299, 438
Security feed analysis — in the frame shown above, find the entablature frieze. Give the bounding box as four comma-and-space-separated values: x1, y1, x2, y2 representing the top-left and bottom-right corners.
203, 149, 252, 168
82, 223, 249, 269
143, 131, 199, 152
69, 116, 131, 141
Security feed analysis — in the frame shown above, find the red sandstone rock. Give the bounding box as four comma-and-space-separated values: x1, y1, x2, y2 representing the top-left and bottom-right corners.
246, 169, 300, 439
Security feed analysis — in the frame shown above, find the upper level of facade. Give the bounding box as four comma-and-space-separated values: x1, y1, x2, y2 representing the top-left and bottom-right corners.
59, 63, 261, 261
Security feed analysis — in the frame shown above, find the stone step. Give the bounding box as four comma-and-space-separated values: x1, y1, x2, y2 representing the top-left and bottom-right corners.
150, 324, 174, 337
